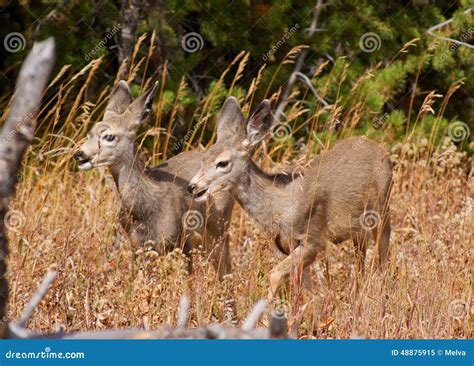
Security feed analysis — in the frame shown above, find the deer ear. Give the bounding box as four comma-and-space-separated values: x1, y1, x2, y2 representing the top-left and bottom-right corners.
105, 80, 133, 116
126, 81, 159, 130
244, 100, 273, 147
216, 97, 246, 142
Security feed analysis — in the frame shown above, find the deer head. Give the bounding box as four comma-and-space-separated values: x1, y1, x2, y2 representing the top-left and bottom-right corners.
73, 80, 158, 170
188, 97, 274, 201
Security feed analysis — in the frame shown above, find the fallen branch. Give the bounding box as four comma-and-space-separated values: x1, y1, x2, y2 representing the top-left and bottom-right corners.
6, 271, 288, 339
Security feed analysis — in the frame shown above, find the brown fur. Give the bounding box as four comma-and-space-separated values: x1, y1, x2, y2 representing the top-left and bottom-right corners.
73, 81, 234, 278
188, 98, 392, 299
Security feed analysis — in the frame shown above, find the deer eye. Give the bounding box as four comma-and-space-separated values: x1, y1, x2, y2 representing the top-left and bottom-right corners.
216, 160, 230, 169
103, 134, 115, 142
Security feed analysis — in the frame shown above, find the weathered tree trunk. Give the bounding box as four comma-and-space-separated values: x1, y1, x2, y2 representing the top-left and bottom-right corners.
0, 38, 55, 335
119, 0, 142, 65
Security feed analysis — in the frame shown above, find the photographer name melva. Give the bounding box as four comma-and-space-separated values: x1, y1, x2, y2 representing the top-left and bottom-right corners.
444, 349, 466, 356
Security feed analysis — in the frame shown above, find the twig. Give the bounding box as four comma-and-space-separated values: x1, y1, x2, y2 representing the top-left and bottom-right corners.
176, 296, 190, 328
425, 8, 474, 49
17, 271, 57, 328
241, 300, 267, 331
304, 1, 329, 35
294, 71, 329, 107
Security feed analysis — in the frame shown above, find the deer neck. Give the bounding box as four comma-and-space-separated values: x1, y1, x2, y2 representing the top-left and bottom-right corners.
234, 161, 292, 233
109, 150, 157, 210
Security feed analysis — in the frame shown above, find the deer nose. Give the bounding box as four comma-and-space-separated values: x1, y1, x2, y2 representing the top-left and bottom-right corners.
188, 183, 196, 194
73, 151, 84, 161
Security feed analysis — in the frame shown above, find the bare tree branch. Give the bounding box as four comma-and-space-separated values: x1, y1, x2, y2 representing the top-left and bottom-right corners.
275, 0, 328, 119
16, 271, 56, 328
426, 8, 474, 49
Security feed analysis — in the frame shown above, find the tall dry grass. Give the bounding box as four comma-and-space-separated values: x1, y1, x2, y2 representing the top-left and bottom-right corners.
1, 36, 472, 338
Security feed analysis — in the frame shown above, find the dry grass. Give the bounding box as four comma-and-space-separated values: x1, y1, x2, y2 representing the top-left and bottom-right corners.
2, 39, 473, 339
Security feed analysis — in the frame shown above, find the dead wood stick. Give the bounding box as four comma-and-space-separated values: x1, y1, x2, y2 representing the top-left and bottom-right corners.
176, 296, 190, 328
17, 270, 56, 328
241, 299, 267, 331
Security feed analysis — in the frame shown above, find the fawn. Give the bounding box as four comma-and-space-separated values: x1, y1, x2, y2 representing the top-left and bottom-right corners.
188, 97, 392, 299
73, 80, 234, 278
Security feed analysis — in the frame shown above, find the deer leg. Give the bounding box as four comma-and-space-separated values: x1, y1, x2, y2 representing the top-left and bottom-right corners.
374, 212, 391, 268
204, 223, 232, 280
204, 221, 236, 322
183, 238, 193, 275
302, 267, 313, 291
353, 232, 368, 275
268, 244, 318, 302
112, 223, 125, 250
214, 233, 232, 279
